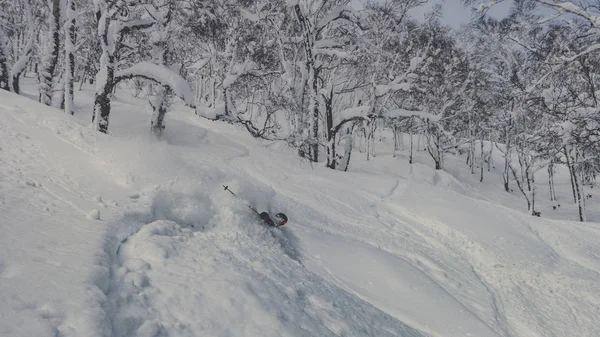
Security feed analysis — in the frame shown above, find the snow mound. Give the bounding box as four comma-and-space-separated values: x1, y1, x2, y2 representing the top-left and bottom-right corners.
110, 217, 426, 337
87, 209, 101, 220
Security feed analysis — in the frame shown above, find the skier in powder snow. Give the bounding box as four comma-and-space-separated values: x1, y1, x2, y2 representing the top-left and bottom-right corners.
223, 185, 288, 227
260, 212, 288, 227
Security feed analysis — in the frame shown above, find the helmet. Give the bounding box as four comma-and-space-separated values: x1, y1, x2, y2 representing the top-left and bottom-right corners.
275, 213, 288, 226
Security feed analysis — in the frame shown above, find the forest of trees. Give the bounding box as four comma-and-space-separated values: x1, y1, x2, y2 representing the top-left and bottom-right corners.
0, 0, 598, 221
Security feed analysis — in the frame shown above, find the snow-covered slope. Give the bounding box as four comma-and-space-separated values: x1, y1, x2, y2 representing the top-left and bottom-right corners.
1, 87, 599, 337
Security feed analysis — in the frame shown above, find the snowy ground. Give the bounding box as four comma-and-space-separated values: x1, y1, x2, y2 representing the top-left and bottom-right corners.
1, 81, 599, 337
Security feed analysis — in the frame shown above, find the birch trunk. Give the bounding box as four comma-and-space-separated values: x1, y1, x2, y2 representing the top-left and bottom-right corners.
0, 30, 10, 91
40, 0, 61, 106
92, 11, 115, 133
64, 0, 76, 115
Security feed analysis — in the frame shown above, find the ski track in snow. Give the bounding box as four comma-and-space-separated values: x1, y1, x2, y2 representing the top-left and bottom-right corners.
1, 86, 600, 337
0, 100, 118, 337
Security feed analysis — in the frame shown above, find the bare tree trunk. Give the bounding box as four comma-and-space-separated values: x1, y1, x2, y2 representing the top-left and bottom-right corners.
40, 0, 61, 106
573, 167, 586, 222
294, 4, 319, 163
548, 163, 556, 201
78, 69, 86, 91
567, 155, 577, 203
310, 69, 319, 162
503, 119, 512, 192
324, 89, 335, 169
503, 146, 511, 192
368, 121, 376, 160
92, 72, 113, 133
468, 122, 475, 174
426, 123, 443, 170
365, 121, 377, 161
398, 127, 404, 151
11, 5, 35, 94
487, 139, 494, 171
511, 165, 531, 211
64, 0, 76, 115
222, 86, 230, 116
427, 137, 442, 170
565, 146, 586, 221
58, 73, 65, 109
366, 126, 372, 161
392, 125, 398, 157
409, 131, 414, 164
480, 135, 484, 182
338, 126, 354, 172
92, 11, 114, 133
327, 136, 336, 169
530, 171, 536, 215
0, 30, 9, 91
467, 142, 474, 172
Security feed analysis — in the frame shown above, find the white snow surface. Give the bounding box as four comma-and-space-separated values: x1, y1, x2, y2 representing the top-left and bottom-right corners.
1, 83, 600, 337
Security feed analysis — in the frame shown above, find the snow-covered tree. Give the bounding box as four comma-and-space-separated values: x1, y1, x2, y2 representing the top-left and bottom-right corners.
2, 0, 597, 221
0, 0, 37, 94
289, 0, 366, 162
10, 0, 36, 94
466, 0, 600, 220
413, 24, 470, 170
145, 0, 176, 138
323, 1, 432, 170
91, 0, 195, 133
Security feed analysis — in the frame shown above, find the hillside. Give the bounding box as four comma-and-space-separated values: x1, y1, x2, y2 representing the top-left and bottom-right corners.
1, 86, 599, 337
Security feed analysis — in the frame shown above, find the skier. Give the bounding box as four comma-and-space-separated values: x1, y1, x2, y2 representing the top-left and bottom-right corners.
260, 212, 288, 227
223, 185, 288, 227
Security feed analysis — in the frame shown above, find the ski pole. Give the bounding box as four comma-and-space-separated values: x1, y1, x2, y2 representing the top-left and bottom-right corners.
223, 185, 237, 197
223, 185, 260, 215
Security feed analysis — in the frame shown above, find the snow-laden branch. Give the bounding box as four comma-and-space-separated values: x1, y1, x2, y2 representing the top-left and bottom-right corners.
376, 82, 413, 96
334, 106, 370, 126
119, 18, 155, 34
331, 116, 367, 137
189, 57, 211, 71
375, 56, 423, 97
525, 67, 557, 94
316, 5, 353, 33
559, 43, 600, 62
314, 48, 357, 60
315, 39, 342, 49
476, 1, 498, 13
280, 36, 304, 44
115, 62, 196, 107
385, 108, 442, 122
537, 1, 600, 27
223, 60, 253, 89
